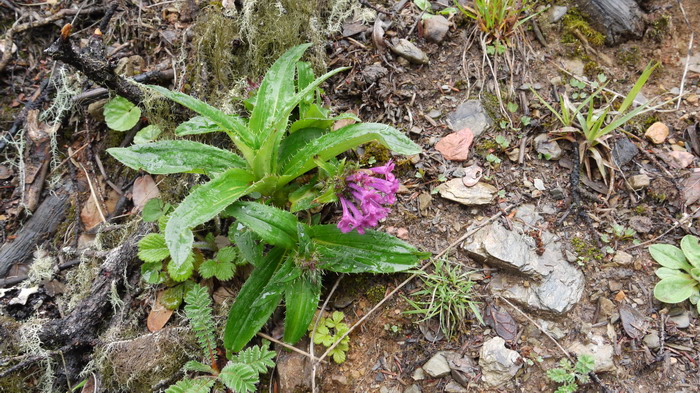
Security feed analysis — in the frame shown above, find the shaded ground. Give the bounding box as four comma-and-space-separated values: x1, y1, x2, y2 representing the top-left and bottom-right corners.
1, 0, 700, 392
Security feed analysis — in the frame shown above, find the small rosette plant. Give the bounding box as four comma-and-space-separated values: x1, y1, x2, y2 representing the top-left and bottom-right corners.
107, 44, 429, 356
649, 235, 700, 313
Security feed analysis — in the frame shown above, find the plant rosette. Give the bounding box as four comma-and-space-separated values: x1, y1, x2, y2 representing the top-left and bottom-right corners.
650, 235, 700, 312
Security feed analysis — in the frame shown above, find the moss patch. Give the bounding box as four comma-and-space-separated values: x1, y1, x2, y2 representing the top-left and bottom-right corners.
561, 8, 605, 47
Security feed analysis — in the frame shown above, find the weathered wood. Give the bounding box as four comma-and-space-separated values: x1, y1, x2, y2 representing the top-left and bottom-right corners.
575, 0, 645, 44
0, 186, 71, 278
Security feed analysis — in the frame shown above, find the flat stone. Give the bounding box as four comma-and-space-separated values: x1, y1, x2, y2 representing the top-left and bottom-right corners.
629, 216, 653, 233
686, 94, 699, 105
435, 128, 474, 161
599, 297, 616, 318
683, 53, 700, 74
446, 100, 493, 136
423, 15, 450, 43
549, 6, 568, 23
423, 353, 452, 378
437, 180, 496, 206
645, 122, 669, 144
629, 174, 650, 190
411, 367, 426, 381
612, 137, 639, 167
404, 384, 422, 393
445, 380, 468, 393
613, 251, 634, 265
463, 205, 585, 314
562, 58, 584, 76
390, 39, 429, 64
479, 337, 522, 387
669, 310, 690, 329
643, 330, 660, 349
534, 133, 562, 160
277, 349, 313, 392
568, 336, 616, 373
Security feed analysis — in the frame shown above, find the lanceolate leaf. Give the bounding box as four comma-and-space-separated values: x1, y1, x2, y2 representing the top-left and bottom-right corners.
680, 235, 700, 268
309, 225, 430, 273
649, 244, 692, 271
654, 275, 698, 303
281, 123, 421, 182
108, 140, 248, 176
226, 201, 299, 249
146, 85, 255, 162
175, 116, 225, 136
284, 274, 321, 344
224, 248, 287, 353
165, 169, 255, 267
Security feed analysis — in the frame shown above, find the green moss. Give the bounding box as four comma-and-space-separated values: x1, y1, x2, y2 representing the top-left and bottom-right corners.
561, 9, 605, 47
647, 14, 671, 43
474, 138, 499, 157
571, 236, 603, 262
583, 61, 603, 79
616, 47, 641, 69
365, 284, 387, 303
359, 142, 392, 167
634, 205, 647, 215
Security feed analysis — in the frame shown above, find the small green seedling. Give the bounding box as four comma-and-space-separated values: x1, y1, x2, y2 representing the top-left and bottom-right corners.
310, 311, 350, 363
547, 355, 595, 393
650, 235, 700, 313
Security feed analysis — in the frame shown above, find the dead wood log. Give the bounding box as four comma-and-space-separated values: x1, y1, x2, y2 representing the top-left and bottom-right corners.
574, 0, 645, 44
0, 185, 71, 278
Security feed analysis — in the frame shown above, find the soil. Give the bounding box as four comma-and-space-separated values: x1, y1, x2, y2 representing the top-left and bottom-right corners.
1, 1, 700, 392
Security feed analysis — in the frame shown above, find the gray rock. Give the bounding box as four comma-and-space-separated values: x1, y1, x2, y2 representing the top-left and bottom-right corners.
404, 384, 422, 393
534, 133, 563, 160
669, 310, 691, 329
549, 6, 568, 23
446, 100, 493, 136
629, 216, 653, 233
633, 92, 648, 106
412, 367, 426, 381
562, 58, 584, 76
479, 337, 522, 387
463, 204, 585, 314
629, 174, 650, 190
568, 336, 616, 373
612, 137, 639, 167
437, 180, 497, 206
613, 251, 634, 265
423, 353, 452, 378
643, 330, 660, 349
423, 15, 450, 43
276, 349, 312, 392
445, 380, 469, 393
361, 64, 388, 84
390, 39, 429, 64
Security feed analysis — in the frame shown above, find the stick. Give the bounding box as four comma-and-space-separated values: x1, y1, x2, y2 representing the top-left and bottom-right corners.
677, 32, 694, 110
314, 205, 515, 364
256, 332, 325, 364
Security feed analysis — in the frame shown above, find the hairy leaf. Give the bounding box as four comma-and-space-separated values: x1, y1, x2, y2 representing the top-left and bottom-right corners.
184, 285, 218, 362
198, 259, 235, 281
654, 275, 698, 303
167, 254, 195, 282
138, 233, 170, 262
175, 116, 224, 136
225, 202, 299, 249
681, 235, 700, 268
108, 140, 247, 176
649, 244, 692, 271
283, 274, 321, 344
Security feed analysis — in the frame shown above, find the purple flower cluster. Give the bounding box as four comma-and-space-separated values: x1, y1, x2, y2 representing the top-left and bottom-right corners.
337, 160, 399, 234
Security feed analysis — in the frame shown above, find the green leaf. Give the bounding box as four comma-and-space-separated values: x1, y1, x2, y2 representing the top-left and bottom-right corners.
175, 116, 223, 136
146, 85, 255, 162
231, 229, 263, 267
104, 96, 141, 131
281, 123, 421, 182
133, 125, 162, 144
547, 367, 573, 383
229, 342, 276, 373
654, 275, 699, 303
182, 360, 214, 374
165, 378, 214, 393
108, 140, 247, 177
138, 233, 170, 262
284, 273, 321, 344
655, 267, 683, 279
288, 183, 322, 213
184, 285, 217, 360
223, 248, 287, 353
308, 225, 429, 273
249, 43, 311, 137
649, 244, 693, 271
142, 198, 165, 222
681, 235, 700, 268
288, 111, 360, 134
278, 127, 326, 166
141, 261, 165, 284
575, 354, 595, 375
165, 169, 255, 268
225, 201, 299, 249
219, 363, 258, 393
168, 254, 195, 282
216, 246, 237, 263
161, 284, 185, 310
198, 259, 235, 281
330, 347, 346, 364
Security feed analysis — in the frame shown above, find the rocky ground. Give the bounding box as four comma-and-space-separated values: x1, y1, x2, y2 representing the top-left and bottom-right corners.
1, 0, 700, 392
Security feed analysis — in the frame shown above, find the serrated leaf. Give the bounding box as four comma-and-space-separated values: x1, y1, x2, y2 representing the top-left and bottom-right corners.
165, 169, 256, 268
182, 360, 214, 374
283, 274, 321, 344
108, 140, 247, 177
308, 225, 429, 273
198, 259, 235, 281
141, 261, 165, 284
164, 378, 214, 393
104, 96, 141, 131
138, 233, 170, 262
184, 285, 217, 361
168, 254, 195, 282
649, 244, 692, 271
143, 198, 165, 222
216, 246, 237, 264
681, 235, 700, 268
281, 123, 422, 182
654, 275, 698, 303
133, 125, 162, 144
575, 354, 595, 375
229, 342, 276, 373
225, 202, 299, 249
547, 368, 573, 383
219, 363, 258, 393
